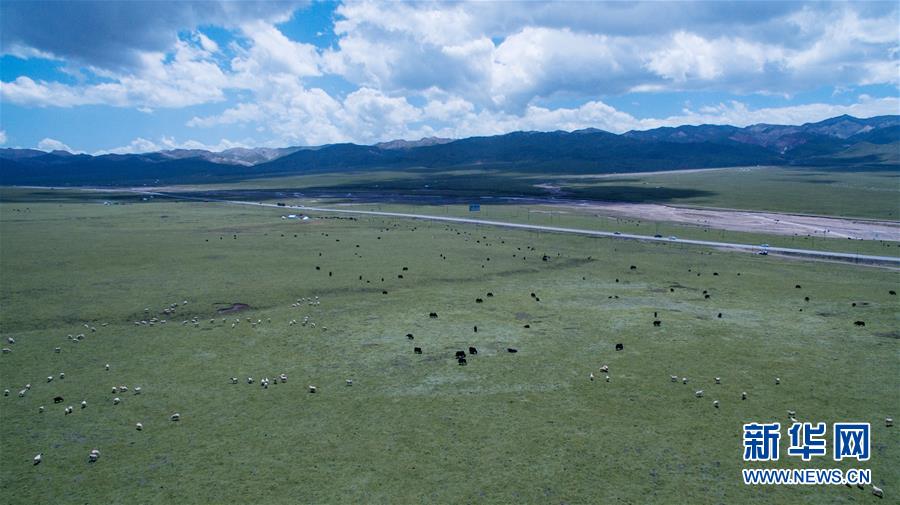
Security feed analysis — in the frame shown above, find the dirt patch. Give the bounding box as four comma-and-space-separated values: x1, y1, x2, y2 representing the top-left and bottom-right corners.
515, 312, 531, 321
556, 202, 900, 240
216, 303, 250, 314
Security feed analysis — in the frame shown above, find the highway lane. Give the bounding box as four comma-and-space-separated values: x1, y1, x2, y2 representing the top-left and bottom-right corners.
139, 190, 900, 266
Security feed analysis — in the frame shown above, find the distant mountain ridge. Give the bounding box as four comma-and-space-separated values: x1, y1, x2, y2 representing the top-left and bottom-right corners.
1, 115, 897, 186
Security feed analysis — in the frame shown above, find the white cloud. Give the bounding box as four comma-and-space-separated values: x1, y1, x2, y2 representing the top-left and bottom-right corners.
37, 138, 74, 152
0, 130, 6, 145
93, 136, 250, 155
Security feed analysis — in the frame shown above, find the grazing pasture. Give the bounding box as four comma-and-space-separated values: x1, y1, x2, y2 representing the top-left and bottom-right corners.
0, 188, 897, 504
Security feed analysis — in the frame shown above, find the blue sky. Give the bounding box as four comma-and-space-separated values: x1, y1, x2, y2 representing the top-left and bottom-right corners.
0, 0, 898, 154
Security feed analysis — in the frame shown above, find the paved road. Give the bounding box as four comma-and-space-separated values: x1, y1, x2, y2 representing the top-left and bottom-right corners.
139, 190, 900, 266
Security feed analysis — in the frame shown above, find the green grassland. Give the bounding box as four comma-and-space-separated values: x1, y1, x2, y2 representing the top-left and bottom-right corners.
166, 165, 900, 220
0, 189, 898, 504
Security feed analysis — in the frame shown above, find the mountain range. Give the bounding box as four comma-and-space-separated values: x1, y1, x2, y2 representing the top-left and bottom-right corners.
1, 114, 896, 186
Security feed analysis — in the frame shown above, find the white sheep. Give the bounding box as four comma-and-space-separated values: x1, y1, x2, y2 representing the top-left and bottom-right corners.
589, 373, 595, 381
81, 400, 87, 409
346, 379, 353, 386
872, 485, 883, 498
247, 377, 254, 384
113, 397, 121, 405
170, 413, 180, 421
886, 417, 893, 427
105, 364, 110, 371
59, 372, 65, 379
3, 389, 8, 396
788, 410, 796, 418
713, 400, 719, 408
133, 387, 141, 395
54, 347, 61, 353
39, 406, 44, 413
46, 376, 53, 383
119, 385, 128, 392
7, 337, 15, 344
670, 375, 678, 382
33, 453, 42, 465
714, 377, 721, 384
18, 389, 26, 397
775, 377, 780, 385
741, 392, 747, 400
1, 348, 10, 354
25, 383, 31, 390
279, 374, 287, 383
88, 449, 100, 462
682, 377, 688, 384
308, 385, 317, 393
230, 377, 238, 384
65, 406, 73, 415
136, 423, 143, 431
599, 365, 609, 373
112, 386, 118, 394
695, 390, 704, 398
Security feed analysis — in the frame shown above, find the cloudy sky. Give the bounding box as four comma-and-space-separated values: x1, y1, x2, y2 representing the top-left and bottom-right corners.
1, 0, 898, 154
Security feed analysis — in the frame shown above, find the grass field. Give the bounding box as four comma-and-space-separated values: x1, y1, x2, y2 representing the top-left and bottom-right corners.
1, 188, 898, 504
166, 165, 900, 220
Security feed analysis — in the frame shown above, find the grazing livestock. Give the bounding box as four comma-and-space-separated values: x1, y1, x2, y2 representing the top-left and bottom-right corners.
717, 313, 723, 318
46, 376, 53, 383
54, 347, 61, 353
33, 453, 42, 465
39, 406, 44, 413
64, 406, 73, 415
468, 346, 477, 355
458, 357, 467, 366
475, 298, 483, 303
429, 312, 438, 319
872, 486, 883, 498
280, 374, 288, 383
455, 351, 466, 359
886, 417, 893, 427
474, 326, 478, 333
653, 320, 661, 327
671, 375, 678, 382
713, 400, 719, 408
486, 292, 494, 297
346, 379, 353, 386
890, 290, 896, 295
605, 375, 610, 382
695, 390, 704, 398
599, 365, 609, 373
742, 392, 747, 400
775, 377, 781, 385
308, 385, 317, 393
89, 449, 100, 463
854, 321, 866, 327
405, 333, 414, 340
507, 348, 518, 353
523, 324, 530, 328
682, 378, 688, 384
81, 400, 87, 409
59, 373, 65, 379
414, 347, 423, 354
54, 396, 64, 403
1, 348, 10, 354
630, 265, 636, 270
7, 337, 14, 344
170, 413, 180, 421
105, 364, 110, 371
18, 389, 26, 397
715, 377, 721, 384
113, 397, 121, 405
136, 423, 143, 431
230, 377, 238, 384
795, 285, 801, 289
615, 343, 624, 351
590, 373, 595, 381
247, 377, 254, 384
